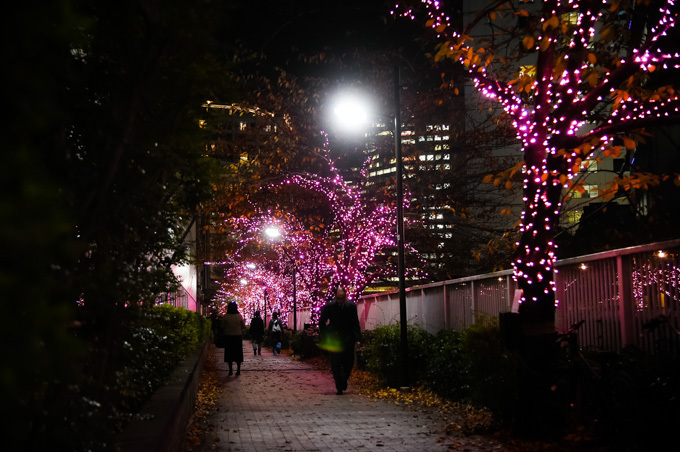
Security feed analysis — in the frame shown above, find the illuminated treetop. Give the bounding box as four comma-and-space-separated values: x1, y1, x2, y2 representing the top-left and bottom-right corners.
395, 0, 680, 320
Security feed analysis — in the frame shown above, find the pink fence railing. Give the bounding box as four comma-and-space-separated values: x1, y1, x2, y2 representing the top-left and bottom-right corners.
350, 238, 680, 355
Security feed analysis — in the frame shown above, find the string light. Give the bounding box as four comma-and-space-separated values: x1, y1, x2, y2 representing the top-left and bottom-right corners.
392, 0, 680, 307
215, 151, 427, 324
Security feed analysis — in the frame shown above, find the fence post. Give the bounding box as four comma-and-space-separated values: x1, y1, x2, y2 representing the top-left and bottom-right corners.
554, 267, 565, 332
617, 254, 635, 348
506, 274, 513, 312
470, 280, 476, 327
443, 282, 449, 330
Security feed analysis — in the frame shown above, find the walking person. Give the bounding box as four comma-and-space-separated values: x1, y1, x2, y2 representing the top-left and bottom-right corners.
221, 301, 245, 376
268, 312, 283, 355
319, 286, 361, 395
250, 310, 265, 356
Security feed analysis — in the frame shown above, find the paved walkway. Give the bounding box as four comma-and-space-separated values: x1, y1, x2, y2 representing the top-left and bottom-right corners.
191, 341, 456, 452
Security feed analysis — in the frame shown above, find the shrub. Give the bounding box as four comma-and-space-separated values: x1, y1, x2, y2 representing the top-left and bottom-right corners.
361, 324, 434, 387
360, 319, 518, 425
290, 327, 320, 359
115, 305, 210, 414
423, 328, 468, 401
356, 329, 376, 369
460, 316, 519, 422
29, 305, 210, 451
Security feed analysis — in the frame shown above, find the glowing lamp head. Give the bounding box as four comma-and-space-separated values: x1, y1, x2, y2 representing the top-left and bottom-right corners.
331, 91, 371, 133
264, 226, 282, 240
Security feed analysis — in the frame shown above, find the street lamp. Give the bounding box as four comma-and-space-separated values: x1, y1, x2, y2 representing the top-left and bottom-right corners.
264, 225, 298, 333
332, 67, 408, 388
244, 262, 269, 324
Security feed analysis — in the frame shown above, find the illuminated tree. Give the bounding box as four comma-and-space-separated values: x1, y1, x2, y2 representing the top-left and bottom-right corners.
216, 213, 331, 325
397, 0, 680, 328
393, 0, 680, 434
217, 150, 423, 324
267, 156, 421, 303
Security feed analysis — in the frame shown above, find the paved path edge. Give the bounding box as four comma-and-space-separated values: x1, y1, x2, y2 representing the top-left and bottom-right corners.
115, 339, 209, 452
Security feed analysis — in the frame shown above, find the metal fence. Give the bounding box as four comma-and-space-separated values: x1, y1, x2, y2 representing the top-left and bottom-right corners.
347, 238, 680, 355
156, 286, 190, 310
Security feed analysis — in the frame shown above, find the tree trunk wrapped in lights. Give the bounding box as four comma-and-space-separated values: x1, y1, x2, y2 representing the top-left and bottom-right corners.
395, 0, 680, 435
396, 0, 680, 329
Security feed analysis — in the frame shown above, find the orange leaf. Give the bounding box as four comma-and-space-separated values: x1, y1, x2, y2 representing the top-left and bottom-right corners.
623, 137, 636, 150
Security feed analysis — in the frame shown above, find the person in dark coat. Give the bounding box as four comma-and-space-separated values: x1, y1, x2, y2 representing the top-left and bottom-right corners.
268, 312, 283, 355
319, 287, 361, 395
221, 301, 245, 375
250, 311, 265, 356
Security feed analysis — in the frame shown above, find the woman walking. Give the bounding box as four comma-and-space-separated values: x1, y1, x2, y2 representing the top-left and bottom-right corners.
221, 301, 245, 375
250, 310, 265, 355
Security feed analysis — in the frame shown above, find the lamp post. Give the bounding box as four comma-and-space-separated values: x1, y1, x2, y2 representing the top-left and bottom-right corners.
263, 288, 268, 326
332, 67, 408, 388
264, 226, 298, 333
393, 67, 408, 389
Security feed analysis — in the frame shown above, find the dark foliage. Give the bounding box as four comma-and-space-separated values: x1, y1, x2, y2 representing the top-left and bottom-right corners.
19, 305, 209, 451
290, 326, 321, 359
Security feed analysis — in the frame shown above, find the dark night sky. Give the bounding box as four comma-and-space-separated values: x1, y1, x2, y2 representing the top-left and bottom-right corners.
223, 0, 430, 79
227, 1, 390, 53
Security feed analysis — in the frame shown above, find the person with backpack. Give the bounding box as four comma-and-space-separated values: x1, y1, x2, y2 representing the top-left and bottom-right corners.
268, 312, 283, 355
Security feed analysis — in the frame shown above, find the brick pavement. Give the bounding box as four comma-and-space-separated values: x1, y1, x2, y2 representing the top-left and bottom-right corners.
196, 341, 455, 452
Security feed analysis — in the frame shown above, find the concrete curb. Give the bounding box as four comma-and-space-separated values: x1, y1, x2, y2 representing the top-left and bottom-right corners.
115, 339, 209, 452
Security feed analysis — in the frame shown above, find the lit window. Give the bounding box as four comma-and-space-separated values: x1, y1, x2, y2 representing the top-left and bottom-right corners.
561, 11, 579, 25
582, 160, 597, 172
573, 185, 597, 198
566, 210, 583, 224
